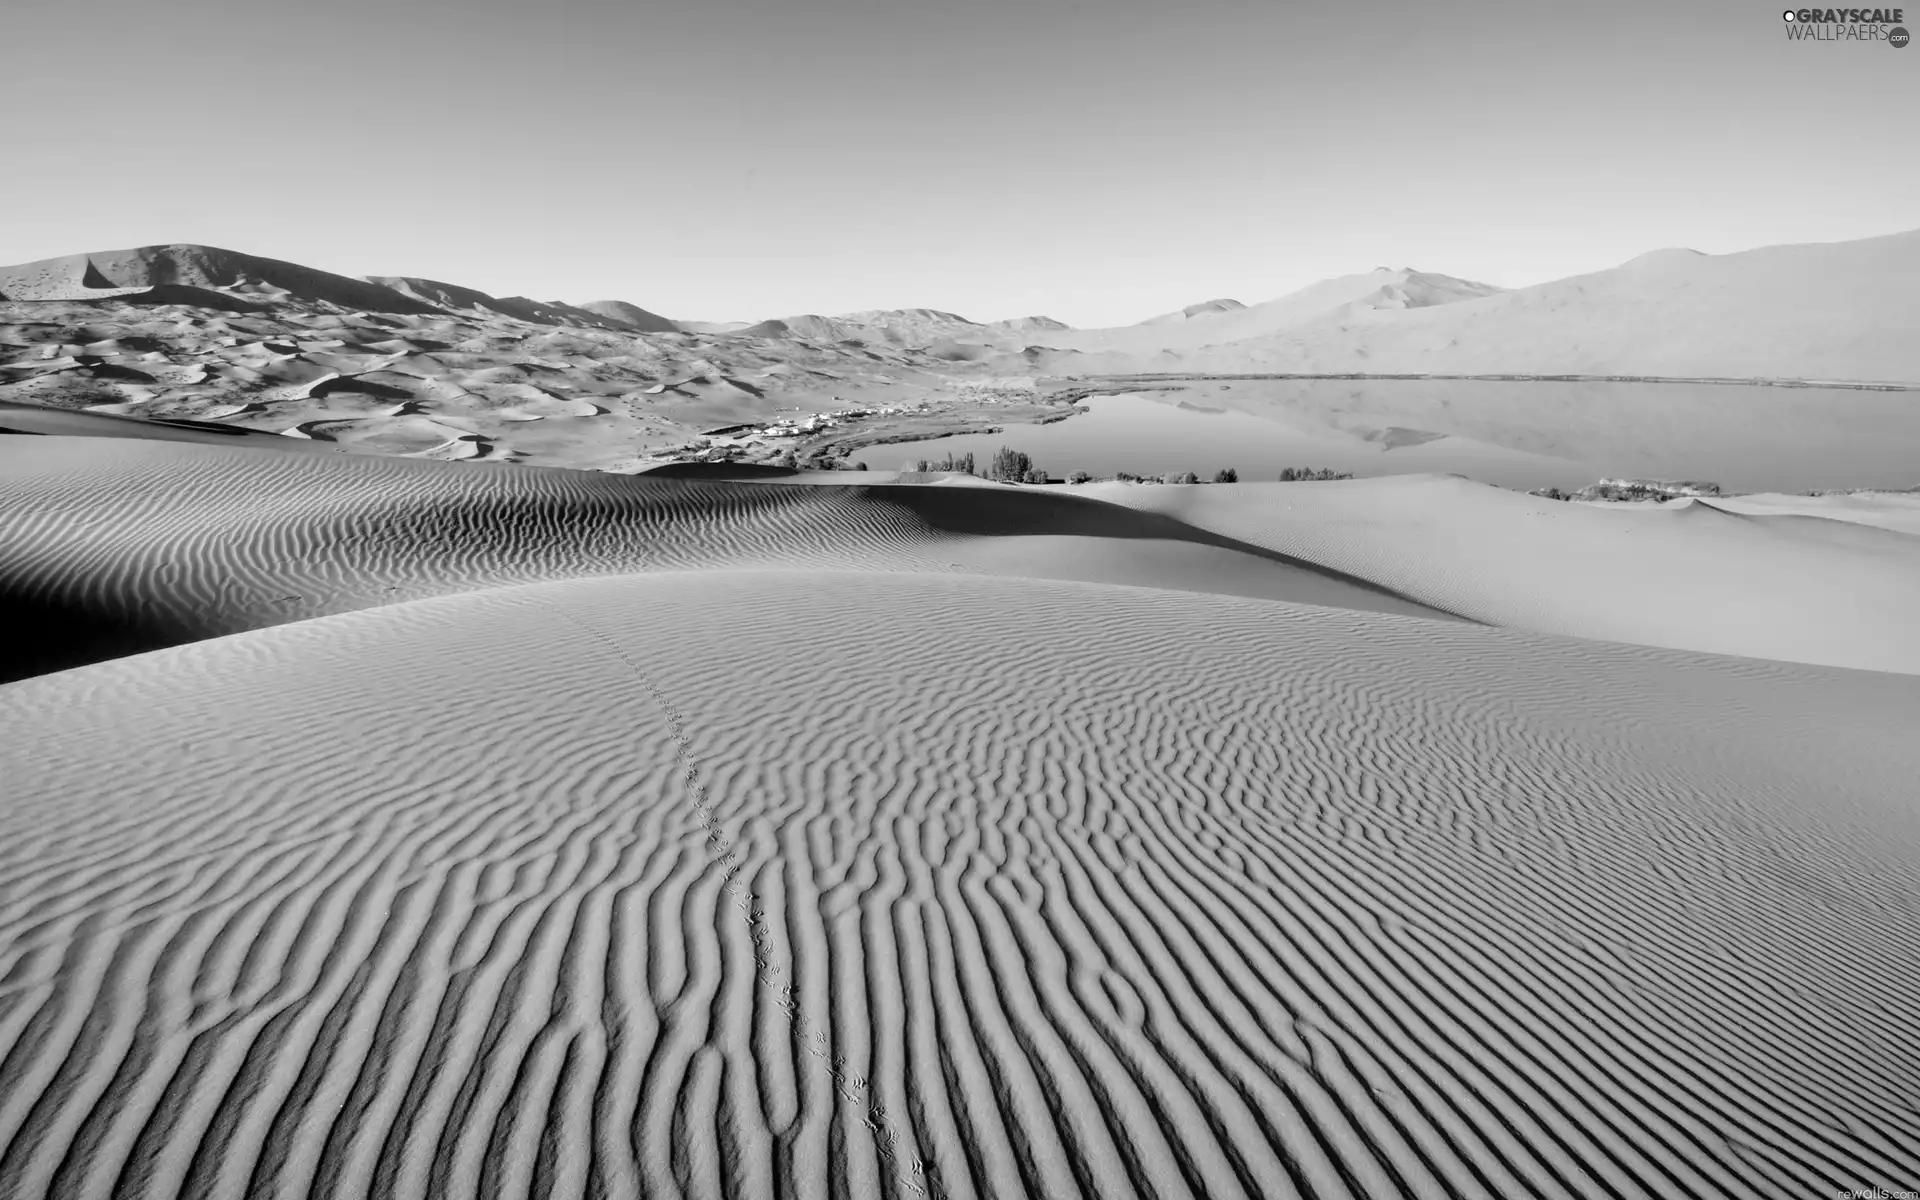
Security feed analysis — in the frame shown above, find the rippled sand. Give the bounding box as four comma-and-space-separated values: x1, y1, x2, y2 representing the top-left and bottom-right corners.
4, 434, 1919, 1199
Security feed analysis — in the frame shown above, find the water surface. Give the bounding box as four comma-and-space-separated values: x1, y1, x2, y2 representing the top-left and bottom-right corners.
879, 380, 1920, 492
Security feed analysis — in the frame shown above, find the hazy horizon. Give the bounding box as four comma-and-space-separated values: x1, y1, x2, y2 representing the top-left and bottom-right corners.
4, 0, 1916, 326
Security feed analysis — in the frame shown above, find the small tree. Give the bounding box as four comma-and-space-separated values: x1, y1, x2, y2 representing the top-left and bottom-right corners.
1213, 467, 1238, 483
1023, 467, 1049, 484
1173, 471, 1200, 484
852, 460, 868, 471
1068, 470, 1093, 484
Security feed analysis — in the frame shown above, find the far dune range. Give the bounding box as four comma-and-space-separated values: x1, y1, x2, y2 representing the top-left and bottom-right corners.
4, 228, 1920, 483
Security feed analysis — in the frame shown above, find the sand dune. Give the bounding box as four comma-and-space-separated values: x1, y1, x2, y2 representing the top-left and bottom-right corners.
1073, 473, 1920, 674
8, 435, 1916, 684
736, 310, 997, 349
0, 245, 439, 314
0, 286, 959, 471
3, 568, 1917, 1199
1140, 297, 1249, 324
1067, 230, 1920, 383
576, 299, 680, 333
0, 435, 1447, 682
1710, 489, 1920, 536
988, 315, 1070, 333
1075, 270, 1505, 355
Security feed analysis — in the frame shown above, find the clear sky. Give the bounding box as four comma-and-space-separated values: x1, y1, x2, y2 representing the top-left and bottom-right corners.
2, 0, 1915, 326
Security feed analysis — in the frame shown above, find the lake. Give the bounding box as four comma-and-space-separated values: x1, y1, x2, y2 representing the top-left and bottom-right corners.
877, 379, 1920, 493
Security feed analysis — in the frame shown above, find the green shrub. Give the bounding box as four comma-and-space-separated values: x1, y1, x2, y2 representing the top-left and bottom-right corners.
1067, 470, 1094, 484
1212, 467, 1238, 483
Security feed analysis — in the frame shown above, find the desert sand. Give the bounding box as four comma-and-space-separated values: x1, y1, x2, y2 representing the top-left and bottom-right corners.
5, 554, 1919, 1199
1031, 230, 1920, 383
1069, 473, 1920, 673
5, 226, 1920, 1199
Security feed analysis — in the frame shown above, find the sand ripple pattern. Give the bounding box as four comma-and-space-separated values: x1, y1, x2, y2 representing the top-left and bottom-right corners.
0, 438, 1442, 681
3, 571, 1918, 1199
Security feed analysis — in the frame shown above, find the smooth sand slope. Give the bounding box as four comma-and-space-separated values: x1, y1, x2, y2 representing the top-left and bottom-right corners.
3, 570, 1919, 1200
0, 436, 1447, 682
1043, 269, 1506, 357
1710, 489, 1920, 537
1072, 474, 1920, 675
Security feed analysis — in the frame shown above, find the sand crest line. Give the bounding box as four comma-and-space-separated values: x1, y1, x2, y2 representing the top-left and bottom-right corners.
517, 593, 935, 1193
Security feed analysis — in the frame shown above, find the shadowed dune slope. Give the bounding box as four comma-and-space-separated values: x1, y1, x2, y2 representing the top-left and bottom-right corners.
2, 570, 1918, 1199
1073, 475, 1920, 674
0, 402, 348, 451
0, 437, 1448, 682
0, 245, 437, 313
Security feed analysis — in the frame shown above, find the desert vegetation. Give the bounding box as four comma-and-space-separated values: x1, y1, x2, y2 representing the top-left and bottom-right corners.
1277, 466, 1355, 481
988, 445, 1049, 483
902, 450, 977, 474
1533, 478, 1722, 502
1063, 465, 1322, 485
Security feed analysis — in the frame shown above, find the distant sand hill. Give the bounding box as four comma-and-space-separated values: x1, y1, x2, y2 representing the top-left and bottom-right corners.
1028, 231, 1920, 383
0, 244, 441, 313
3, 423, 1919, 1196
0, 244, 681, 336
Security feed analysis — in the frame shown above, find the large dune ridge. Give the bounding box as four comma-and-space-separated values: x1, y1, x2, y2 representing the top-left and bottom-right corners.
1105, 230, 1920, 383
0, 245, 440, 315
3, 567, 1918, 1198
0, 435, 1451, 683
1047, 269, 1508, 357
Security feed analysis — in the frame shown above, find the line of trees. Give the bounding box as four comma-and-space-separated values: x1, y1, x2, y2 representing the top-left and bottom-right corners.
902, 451, 977, 475
880, 450, 1354, 486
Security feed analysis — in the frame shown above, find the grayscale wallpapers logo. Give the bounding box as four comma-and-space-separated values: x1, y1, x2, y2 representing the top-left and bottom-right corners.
1781, 7, 1910, 43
